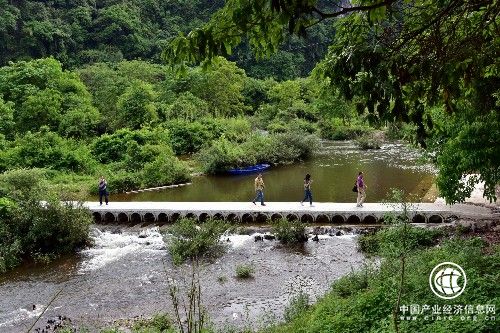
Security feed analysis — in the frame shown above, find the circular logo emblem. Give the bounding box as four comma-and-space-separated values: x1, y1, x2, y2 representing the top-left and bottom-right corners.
429, 262, 467, 299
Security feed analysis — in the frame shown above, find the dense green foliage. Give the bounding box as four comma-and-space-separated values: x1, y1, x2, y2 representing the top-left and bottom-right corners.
197, 132, 319, 174
0, 169, 92, 272
0, 0, 334, 79
271, 218, 308, 244
0, 53, 361, 197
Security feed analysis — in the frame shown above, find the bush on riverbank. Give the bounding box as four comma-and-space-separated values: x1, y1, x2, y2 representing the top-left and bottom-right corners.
262, 227, 499, 333
0, 169, 92, 273
358, 226, 443, 255
167, 218, 231, 265
356, 133, 382, 149
197, 132, 319, 174
318, 119, 373, 140
271, 219, 308, 244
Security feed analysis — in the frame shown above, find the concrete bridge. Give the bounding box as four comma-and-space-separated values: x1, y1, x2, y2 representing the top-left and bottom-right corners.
84, 202, 495, 224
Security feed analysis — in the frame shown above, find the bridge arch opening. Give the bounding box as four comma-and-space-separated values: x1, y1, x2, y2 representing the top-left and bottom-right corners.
117, 212, 129, 223
184, 212, 196, 220
256, 213, 268, 223
158, 213, 168, 223
92, 212, 102, 223
213, 213, 224, 221
170, 213, 180, 222
315, 214, 330, 223
412, 214, 426, 223
301, 214, 313, 223
286, 214, 298, 222
428, 215, 443, 223
130, 213, 142, 223
104, 212, 116, 223
346, 215, 361, 224
199, 213, 210, 222
271, 213, 283, 222
242, 213, 254, 223
226, 213, 239, 223
362, 215, 377, 224
331, 215, 345, 224
144, 213, 155, 223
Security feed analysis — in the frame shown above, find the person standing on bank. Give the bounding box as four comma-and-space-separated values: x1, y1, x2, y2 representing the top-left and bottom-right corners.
300, 174, 313, 207
356, 172, 367, 207
252, 173, 266, 206
98, 175, 109, 206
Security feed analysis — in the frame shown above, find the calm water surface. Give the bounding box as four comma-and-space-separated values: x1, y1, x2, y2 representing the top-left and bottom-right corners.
114, 141, 436, 203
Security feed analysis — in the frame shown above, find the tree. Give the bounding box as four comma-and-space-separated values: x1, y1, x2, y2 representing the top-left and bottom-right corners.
161, 92, 209, 122
0, 58, 99, 138
116, 80, 158, 130
185, 57, 250, 117
0, 96, 15, 139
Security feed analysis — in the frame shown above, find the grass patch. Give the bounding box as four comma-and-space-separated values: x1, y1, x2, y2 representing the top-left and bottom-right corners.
132, 314, 172, 332
235, 264, 254, 279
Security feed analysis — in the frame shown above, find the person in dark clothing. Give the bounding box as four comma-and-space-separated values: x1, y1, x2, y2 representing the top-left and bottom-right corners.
98, 176, 109, 206
300, 174, 313, 206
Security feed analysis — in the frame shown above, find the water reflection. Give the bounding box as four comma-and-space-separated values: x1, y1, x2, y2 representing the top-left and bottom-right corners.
113, 141, 436, 203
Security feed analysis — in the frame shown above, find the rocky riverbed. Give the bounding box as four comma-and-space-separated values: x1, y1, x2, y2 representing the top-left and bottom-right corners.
0, 224, 371, 332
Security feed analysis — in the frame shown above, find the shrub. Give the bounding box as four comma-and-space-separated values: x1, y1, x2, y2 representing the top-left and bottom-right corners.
331, 269, 371, 298
107, 171, 141, 193
319, 119, 373, 140
0, 169, 92, 272
235, 264, 254, 278
283, 292, 309, 322
168, 218, 230, 265
141, 153, 190, 188
196, 136, 256, 174
132, 313, 172, 332
271, 219, 308, 244
90, 127, 170, 164
197, 131, 319, 174
356, 133, 382, 149
165, 119, 214, 155
1, 129, 96, 173
358, 226, 443, 256
0, 197, 22, 272
357, 232, 380, 255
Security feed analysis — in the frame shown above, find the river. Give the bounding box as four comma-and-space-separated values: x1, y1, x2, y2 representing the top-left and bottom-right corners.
113, 141, 436, 203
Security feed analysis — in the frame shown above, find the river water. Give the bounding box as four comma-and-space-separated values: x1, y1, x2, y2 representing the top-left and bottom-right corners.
0, 226, 369, 332
113, 141, 436, 203
0, 141, 434, 332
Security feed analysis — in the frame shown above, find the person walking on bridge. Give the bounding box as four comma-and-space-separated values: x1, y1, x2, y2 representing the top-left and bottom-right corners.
356, 172, 367, 207
252, 173, 266, 206
300, 174, 313, 207
98, 175, 109, 206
